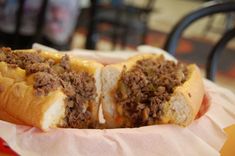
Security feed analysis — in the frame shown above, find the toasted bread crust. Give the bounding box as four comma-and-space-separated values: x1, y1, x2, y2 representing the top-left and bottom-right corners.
160, 64, 204, 126
0, 109, 25, 125
0, 49, 103, 130
101, 54, 204, 127
0, 64, 66, 130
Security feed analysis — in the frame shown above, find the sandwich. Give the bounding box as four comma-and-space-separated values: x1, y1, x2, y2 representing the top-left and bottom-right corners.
0, 47, 204, 130
101, 54, 204, 128
0, 48, 103, 131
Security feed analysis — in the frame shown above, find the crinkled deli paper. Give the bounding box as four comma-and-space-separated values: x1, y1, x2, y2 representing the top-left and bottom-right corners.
0, 45, 234, 156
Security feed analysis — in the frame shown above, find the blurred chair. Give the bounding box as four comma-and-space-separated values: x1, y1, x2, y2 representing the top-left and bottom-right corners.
202, 0, 235, 35
163, 2, 235, 81
207, 27, 235, 81
85, 0, 156, 50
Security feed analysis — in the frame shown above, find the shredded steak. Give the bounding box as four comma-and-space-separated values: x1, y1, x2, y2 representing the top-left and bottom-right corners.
0, 48, 96, 128
115, 55, 188, 127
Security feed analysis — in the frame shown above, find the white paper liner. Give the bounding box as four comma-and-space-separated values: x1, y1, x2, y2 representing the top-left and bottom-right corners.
0, 45, 234, 156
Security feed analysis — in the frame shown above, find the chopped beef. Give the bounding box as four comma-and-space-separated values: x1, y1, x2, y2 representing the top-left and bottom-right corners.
60, 71, 96, 99
60, 71, 96, 128
115, 55, 188, 127
60, 54, 70, 70
33, 72, 60, 96
7, 52, 44, 69
0, 48, 96, 128
25, 63, 52, 74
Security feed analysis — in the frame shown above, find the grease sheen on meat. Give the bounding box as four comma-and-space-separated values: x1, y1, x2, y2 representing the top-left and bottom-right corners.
115, 55, 188, 127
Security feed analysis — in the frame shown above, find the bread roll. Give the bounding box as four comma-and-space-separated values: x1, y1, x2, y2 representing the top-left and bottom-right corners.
0, 48, 204, 130
101, 54, 204, 128
0, 48, 103, 131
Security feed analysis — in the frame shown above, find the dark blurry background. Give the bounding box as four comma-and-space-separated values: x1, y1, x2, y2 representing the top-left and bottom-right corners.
0, 0, 234, 91
0, 0, 80, 50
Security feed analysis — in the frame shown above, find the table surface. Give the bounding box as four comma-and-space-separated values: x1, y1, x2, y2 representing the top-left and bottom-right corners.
220, 124, 235, 156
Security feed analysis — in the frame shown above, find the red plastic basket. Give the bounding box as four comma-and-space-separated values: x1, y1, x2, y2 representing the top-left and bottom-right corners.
0, 138, 18, 156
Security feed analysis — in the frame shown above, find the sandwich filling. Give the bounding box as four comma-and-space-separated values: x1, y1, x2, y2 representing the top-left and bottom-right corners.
115, 55, 188, 127
0, 48, 96, 128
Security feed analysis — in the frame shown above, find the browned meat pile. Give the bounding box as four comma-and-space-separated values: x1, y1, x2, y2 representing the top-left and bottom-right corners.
0, 48, 96, 128
115, 55, 188, 127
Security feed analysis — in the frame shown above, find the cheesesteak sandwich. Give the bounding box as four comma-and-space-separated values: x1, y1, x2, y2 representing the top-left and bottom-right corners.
0, 47, 205, 130
0, 48, 103, 130
101, 54, 204, 128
